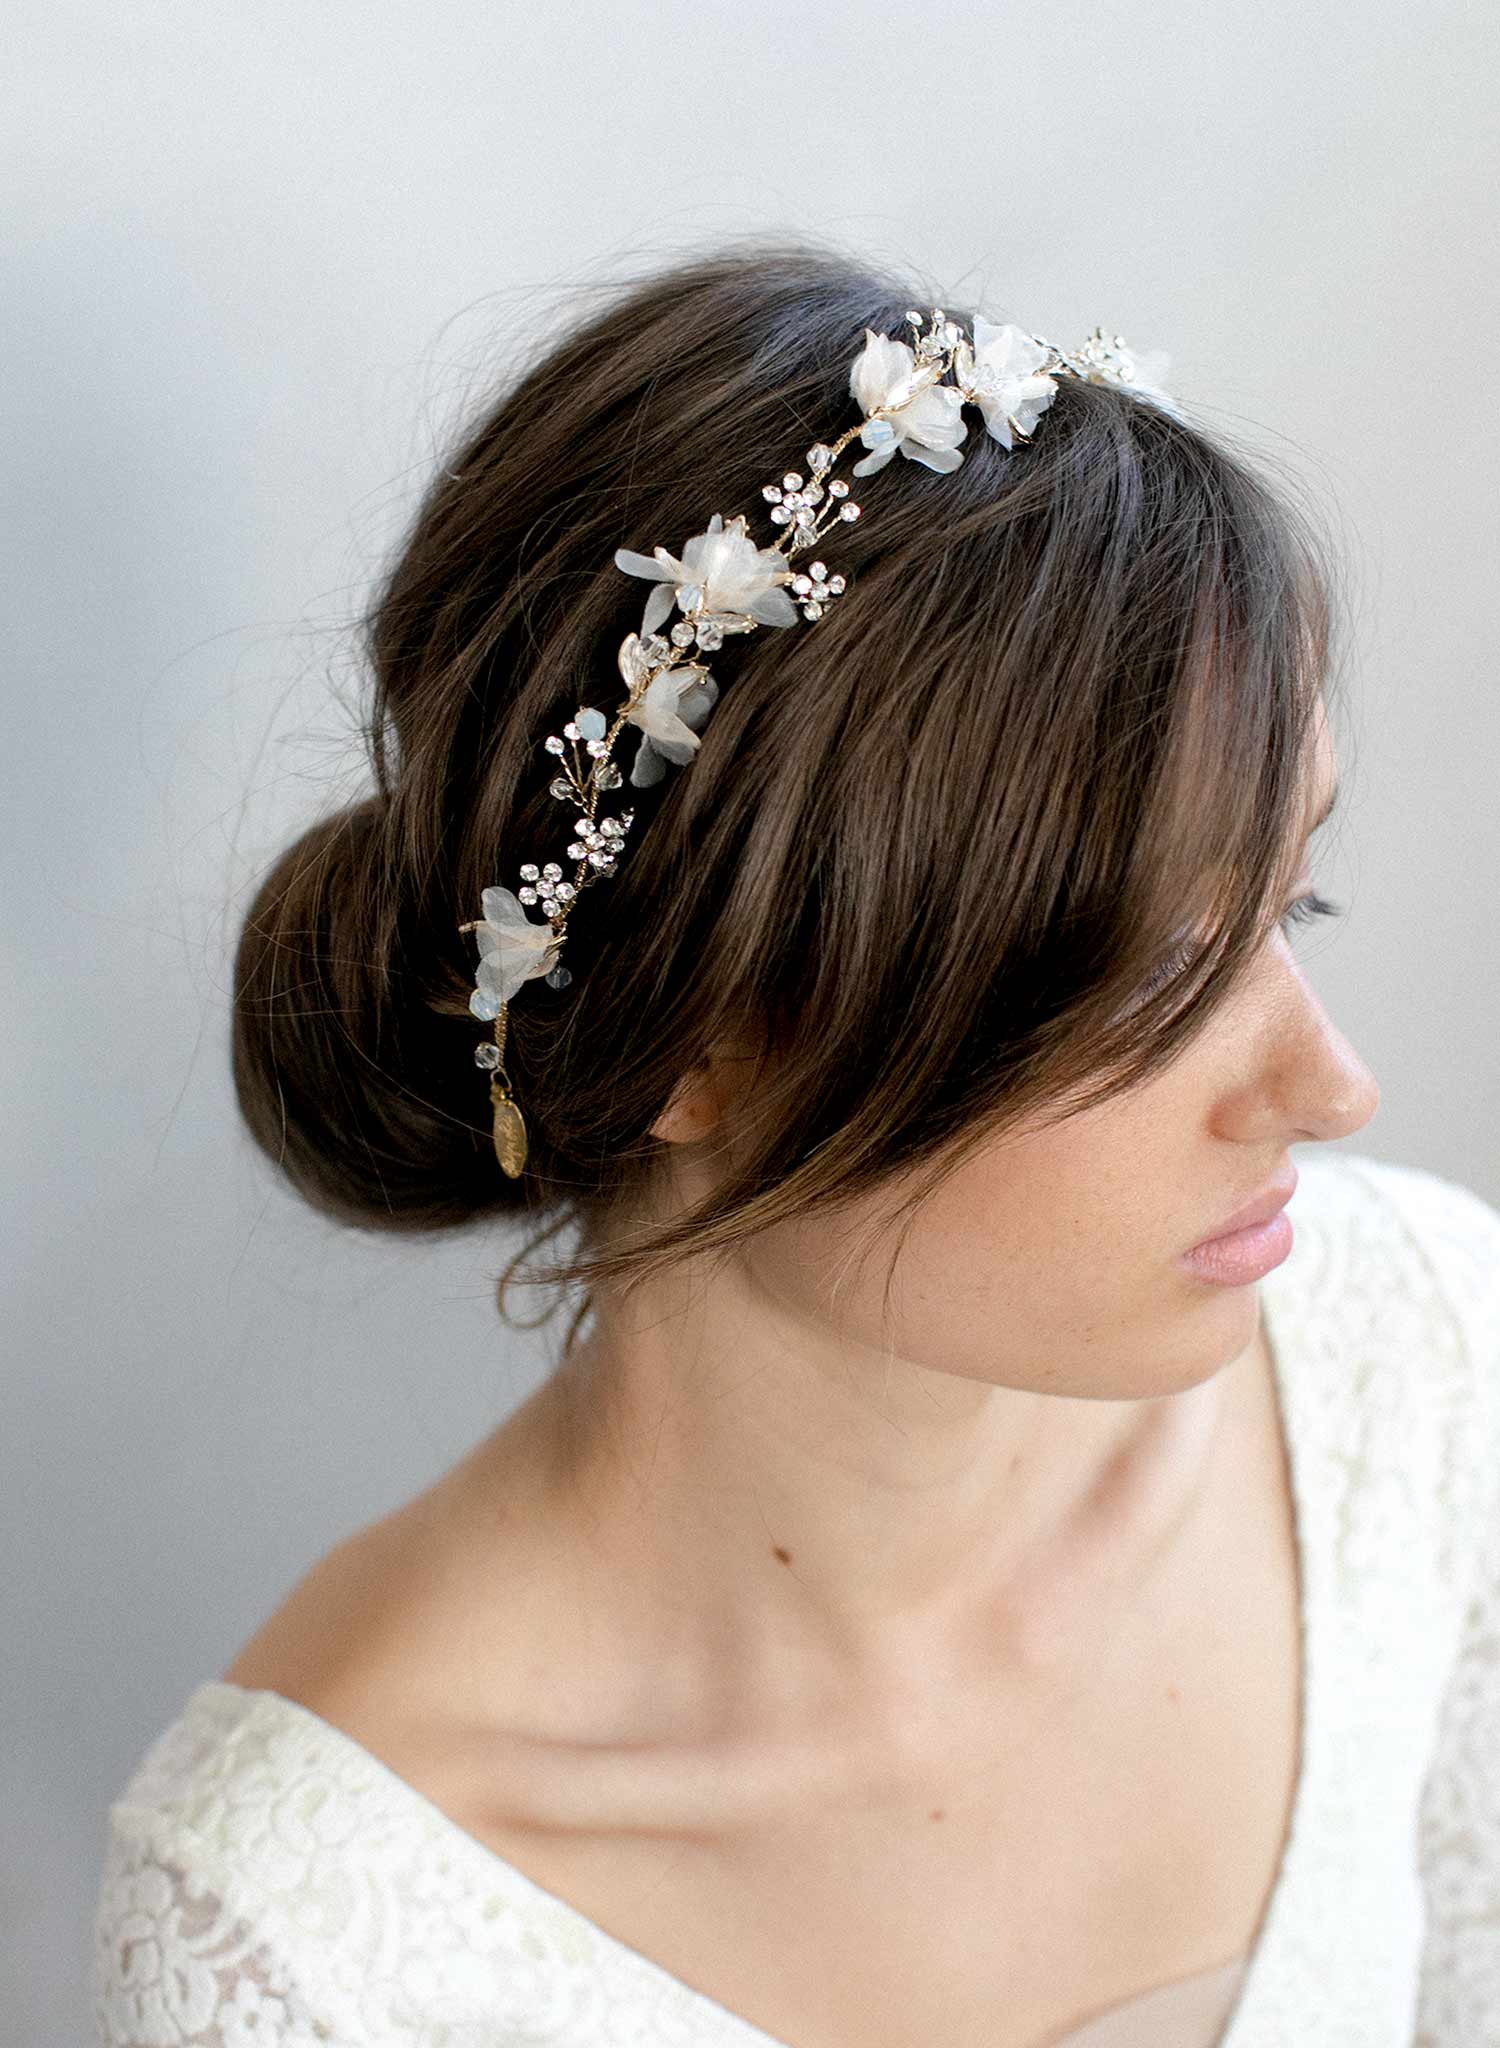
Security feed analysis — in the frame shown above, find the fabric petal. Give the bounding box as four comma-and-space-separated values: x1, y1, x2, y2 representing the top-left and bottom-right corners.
747, 585, 799, 626
614, 548, 674, 581
629, 734, 667, 787
903, 441, 964, 473
642, 581, 676, 636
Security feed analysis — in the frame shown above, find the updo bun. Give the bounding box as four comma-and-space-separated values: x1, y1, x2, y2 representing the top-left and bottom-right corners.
229, 231, 1337, 1327
232, 795, 511, 1232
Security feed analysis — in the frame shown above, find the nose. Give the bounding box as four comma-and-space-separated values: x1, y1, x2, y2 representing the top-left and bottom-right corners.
1278, 989, 1382, 1144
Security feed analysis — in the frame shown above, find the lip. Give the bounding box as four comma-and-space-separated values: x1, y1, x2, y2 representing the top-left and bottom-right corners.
1190, 1168, 1299, 1250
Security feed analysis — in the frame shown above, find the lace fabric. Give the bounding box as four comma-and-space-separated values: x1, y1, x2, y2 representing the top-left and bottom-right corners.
92, 1152, 1500, 2047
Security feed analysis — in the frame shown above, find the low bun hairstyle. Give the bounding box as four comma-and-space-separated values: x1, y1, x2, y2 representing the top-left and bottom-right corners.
233, 231, 1340, 1341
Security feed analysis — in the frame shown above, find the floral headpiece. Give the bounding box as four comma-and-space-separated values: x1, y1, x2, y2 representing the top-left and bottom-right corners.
461, 309, 1179, 1178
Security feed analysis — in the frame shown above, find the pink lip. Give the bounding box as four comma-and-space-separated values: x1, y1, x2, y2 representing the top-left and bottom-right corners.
1191, 1168, 1299, 1249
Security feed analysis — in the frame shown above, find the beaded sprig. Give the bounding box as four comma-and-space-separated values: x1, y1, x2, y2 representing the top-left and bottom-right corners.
460, 308, 1178, 1178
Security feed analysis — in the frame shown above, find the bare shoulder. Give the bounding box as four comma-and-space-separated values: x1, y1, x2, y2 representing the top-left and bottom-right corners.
220, 1397, 563, 1741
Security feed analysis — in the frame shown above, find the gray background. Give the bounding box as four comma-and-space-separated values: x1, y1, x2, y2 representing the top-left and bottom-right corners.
6, 2, 1497, 2036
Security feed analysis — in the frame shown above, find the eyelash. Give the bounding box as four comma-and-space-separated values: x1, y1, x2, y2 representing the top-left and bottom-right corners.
1141, 891, 1345, 998
1278, 889, 1345, 937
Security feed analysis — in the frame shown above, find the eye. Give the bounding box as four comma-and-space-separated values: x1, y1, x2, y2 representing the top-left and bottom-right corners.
1278, 889, 1344, 939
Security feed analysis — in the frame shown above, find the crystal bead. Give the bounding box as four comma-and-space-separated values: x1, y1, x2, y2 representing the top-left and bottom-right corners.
828, 479, 849, 497
803, 602, 823, 620
585, 738, 606, 756
670, 621, 696, 645
469, 987, 501, 1021
557, 882, 575, 900
566, 841, 584, 859
802, 483, 823, 504
769, 504, 791, 524
839, 503, 860, 521
518, 886, 537, 904
809, 561, 826, 577
549, 776, 573, 800
782, 472, 803, 490
807, 443, 832, 470
829, 574, 846, 592
762, 483, 783, 501
544, 735, 565, 753
589, 850, 609, 866
520, 862, 539, 879
545, 964, 572, 989
576, 707, 607, 740
677, 583, 702, 611
542, 863, 561, 879
792, 575, 811, 594
562, 721, 579, 739
474, 1041, 501, 1070
641, 634, 670, 662
696, 620, 724, 650
596, 761, 622, 790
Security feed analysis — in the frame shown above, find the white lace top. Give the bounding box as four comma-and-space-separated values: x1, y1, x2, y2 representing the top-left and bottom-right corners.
92, 1151, 1500, 2048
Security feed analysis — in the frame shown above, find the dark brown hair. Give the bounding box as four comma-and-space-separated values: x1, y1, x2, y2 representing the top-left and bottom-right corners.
232, 231, 1341, 1350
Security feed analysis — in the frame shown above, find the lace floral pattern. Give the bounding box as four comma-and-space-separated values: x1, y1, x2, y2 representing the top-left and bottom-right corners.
93, 1152, 1500, 2047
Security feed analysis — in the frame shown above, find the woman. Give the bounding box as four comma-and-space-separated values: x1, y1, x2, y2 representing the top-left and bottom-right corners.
93, 238, 1498, 2047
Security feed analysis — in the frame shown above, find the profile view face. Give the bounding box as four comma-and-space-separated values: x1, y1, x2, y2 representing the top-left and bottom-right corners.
641, 695, 1375, 1415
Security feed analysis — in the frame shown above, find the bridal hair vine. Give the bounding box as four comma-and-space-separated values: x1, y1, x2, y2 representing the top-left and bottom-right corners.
460, 308, 1180, 1179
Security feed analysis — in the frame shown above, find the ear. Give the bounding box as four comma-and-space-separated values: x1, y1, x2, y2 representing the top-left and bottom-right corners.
649, 1039, 763, 1147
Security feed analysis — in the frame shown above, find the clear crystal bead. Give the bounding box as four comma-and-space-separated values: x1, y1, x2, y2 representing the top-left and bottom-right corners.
544, 734, 564, 753
549, 776, 573, 800
562, 721, 579, 739
641, 634, 670, 662
769, 504, 791, 525
809, 561, 826, 577
519, 886, 537, 904
677, 583, 702, 611
782, 472, 803, 490
696, 620, 724, 650
761, 483, 783, 501
588, 850, 609, 866
474, 1041, 501, 1070
840, 503, 861, 521
585, 738, 606, 756
566, 841, 584, 859
545, 964, 572, 989
828, 575, 846, 593
596, 761, 622, 790
670, 621, 695, 646
792, 575, 812, 594
542, 863, 561, 879
807, 443, 832, 470
828, 479, 849, 497
803, 602, 823, 620
802, 483, 823, 504
520, 862, 539, 879
556, 882, 575, 900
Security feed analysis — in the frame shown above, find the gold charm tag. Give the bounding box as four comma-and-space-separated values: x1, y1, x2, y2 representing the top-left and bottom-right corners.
490, 1079, 528, 1178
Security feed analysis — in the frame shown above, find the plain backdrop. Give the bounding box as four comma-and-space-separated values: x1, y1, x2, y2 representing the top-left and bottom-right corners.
6, 2, 1498, 2035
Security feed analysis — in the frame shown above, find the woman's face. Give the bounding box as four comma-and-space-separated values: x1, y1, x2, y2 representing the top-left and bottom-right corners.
663, 706, 1378, 1405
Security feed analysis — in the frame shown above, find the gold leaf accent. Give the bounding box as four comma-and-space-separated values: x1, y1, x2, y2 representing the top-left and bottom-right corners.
490, 1084, 528, 1179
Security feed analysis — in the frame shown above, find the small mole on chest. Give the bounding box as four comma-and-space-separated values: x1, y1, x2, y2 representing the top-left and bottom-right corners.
772, 1545, 792, 1565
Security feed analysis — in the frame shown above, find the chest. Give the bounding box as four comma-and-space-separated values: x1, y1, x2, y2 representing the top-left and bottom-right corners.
449, 1407, 1301, 2048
